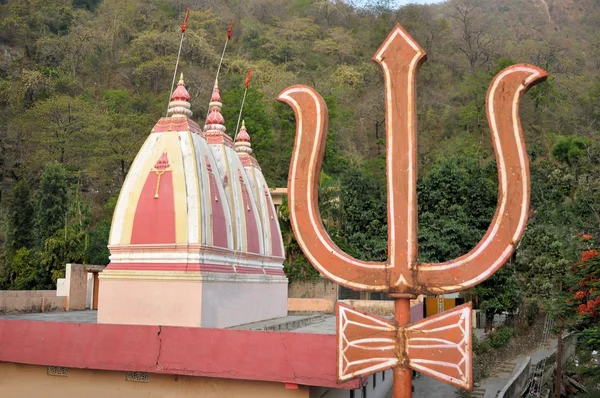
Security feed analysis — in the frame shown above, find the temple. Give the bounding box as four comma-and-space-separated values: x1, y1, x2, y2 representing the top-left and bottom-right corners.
97, 74, 287, 328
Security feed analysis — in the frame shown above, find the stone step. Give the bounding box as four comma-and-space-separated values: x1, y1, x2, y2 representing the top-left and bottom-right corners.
497, 361, 516, 373
471, 387, 486, 398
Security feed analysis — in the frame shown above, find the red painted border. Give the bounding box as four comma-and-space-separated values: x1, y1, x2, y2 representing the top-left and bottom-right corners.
0, 319, 358, 389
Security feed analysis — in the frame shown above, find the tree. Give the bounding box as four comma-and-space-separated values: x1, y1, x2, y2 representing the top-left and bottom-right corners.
338, 168, 387, 262
473, 265, 522, 331
4, 180, 34, 252
34, 163, 68, 247
449, 0, 496, 72
554, 247, 600, 349
417, 154, 497, 262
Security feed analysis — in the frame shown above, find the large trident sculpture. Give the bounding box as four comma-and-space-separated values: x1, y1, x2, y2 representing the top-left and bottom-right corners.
277, 25, 547, 397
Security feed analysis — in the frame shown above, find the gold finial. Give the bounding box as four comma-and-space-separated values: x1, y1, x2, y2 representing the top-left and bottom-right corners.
214, 78, 219, 89
178, 72, 184, 85
241, 119, 245, 129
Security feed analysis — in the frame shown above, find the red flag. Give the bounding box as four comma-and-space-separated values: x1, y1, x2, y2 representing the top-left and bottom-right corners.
227, 19, 234, 40
181, 8, 190, 33
244, 68, 252, 88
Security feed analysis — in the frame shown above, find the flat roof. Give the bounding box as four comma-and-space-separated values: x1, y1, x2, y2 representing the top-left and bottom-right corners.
0, 311, 357, 390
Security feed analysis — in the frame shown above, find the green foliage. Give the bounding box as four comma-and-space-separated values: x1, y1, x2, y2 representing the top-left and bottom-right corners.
552, 136, 589, 166
0, 0, 599, 296
526, 300, 540, 326
337, 168, 387, 261
475, 340, 491, 355
474, 266, 522, 322
488, 326, 514, 348
278, 196, 320, 280
417, 155, 497, 262
4, 181, 34, 252
33, 163, 68, 247
516, 224, 576, 300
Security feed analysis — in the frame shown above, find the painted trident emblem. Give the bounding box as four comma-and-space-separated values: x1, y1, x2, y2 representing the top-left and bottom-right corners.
278, 25, 547, 397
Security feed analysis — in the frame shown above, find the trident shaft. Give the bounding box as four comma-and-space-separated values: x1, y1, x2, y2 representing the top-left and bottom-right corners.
278, 24, 547, 397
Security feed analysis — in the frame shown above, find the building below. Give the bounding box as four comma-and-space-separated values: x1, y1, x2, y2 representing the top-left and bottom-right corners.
0, 310, 402, 398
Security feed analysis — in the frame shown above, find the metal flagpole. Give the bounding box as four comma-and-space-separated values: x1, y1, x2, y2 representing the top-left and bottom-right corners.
233, 69, 252, 140
233, 89, 247, 140
166, 8, 190, 117
206, 20, 234, 121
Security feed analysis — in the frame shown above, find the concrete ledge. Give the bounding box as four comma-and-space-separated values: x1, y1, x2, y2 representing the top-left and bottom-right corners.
0, 294, 66, 315
497, 356, 531, 398
288, 298, 334, 314
232, 314, 325, 332
0, 291, 57, 298
340, 299, 422, 316
0, 318, 359, 390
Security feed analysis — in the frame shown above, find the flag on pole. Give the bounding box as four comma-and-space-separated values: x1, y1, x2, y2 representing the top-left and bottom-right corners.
181, 8, 190, 33
244, 68, 252, 88
227, 19, 235, 40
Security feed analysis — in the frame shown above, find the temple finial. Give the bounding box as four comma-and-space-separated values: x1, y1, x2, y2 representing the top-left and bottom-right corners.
167, 72, 192, 118
235, 119, 252, 153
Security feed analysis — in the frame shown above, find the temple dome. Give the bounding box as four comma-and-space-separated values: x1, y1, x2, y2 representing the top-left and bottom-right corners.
100, 72, 287, 329
235, 121, 284, 259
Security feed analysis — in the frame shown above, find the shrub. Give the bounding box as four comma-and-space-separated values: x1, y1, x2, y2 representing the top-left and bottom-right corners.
489, 326, 514, 348
474, 340, 491, 355
526, 301, 539, 326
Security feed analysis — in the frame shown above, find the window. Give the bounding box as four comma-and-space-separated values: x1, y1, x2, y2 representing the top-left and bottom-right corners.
372, 373, 376, 389
349, 390, 355, 398
382, 370, 385, 381
362, 385, 367, 397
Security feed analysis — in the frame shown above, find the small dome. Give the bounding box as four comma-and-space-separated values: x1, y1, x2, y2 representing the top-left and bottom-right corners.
206, 107, 225, 125
167, 73, 193, 118
171, 73, 191, 101
236, 120, 251, 143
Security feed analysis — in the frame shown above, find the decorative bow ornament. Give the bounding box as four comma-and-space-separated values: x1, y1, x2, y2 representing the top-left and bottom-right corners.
278, 24, 547, 396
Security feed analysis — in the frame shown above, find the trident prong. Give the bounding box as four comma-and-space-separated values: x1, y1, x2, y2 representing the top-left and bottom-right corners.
277, 24, 547, 398
277, 25, 547, 296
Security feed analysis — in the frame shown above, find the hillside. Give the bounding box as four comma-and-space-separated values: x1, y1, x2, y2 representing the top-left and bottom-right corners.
0, 0, 598, 301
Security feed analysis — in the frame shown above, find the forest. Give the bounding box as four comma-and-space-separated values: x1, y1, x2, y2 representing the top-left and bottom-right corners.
0, 0, 599, 347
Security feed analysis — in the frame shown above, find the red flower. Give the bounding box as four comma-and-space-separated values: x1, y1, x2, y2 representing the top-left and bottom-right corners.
575, 290, 587, 300
578, 304, 588, 316
588, 300, 596, 310
582, 234, 593, 241
581, 250, 599, 263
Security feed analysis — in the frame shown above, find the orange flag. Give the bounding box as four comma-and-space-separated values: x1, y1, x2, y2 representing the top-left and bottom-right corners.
244, 68, 252, 88
181, 8, 190, 33
227, 19, 234, 40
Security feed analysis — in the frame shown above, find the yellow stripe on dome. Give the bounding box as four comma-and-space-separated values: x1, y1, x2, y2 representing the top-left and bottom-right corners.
187, 131, 203, 244
119, 134, 166, 244
109, 134, 154, 245
163, 133, 188, 244
221, 144, 239, 250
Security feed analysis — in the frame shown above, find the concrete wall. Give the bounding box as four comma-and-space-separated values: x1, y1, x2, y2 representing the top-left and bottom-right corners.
288, 298, 335, 313
58, 271, 96, 309
0, 363, 309, 398
65, 264, 87, 311
201, 280, 288, 328
0, 291, 65, 314
497, 357, 531, 398
288, 278, 338, 300
97, 278, 204, 327
341, 299, 423, 316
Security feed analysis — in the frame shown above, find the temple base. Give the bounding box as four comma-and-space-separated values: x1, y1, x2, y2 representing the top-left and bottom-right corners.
97, 270, 288, 328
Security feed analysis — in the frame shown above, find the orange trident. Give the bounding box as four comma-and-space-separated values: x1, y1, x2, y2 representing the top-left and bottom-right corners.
277, 25, 547, 397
